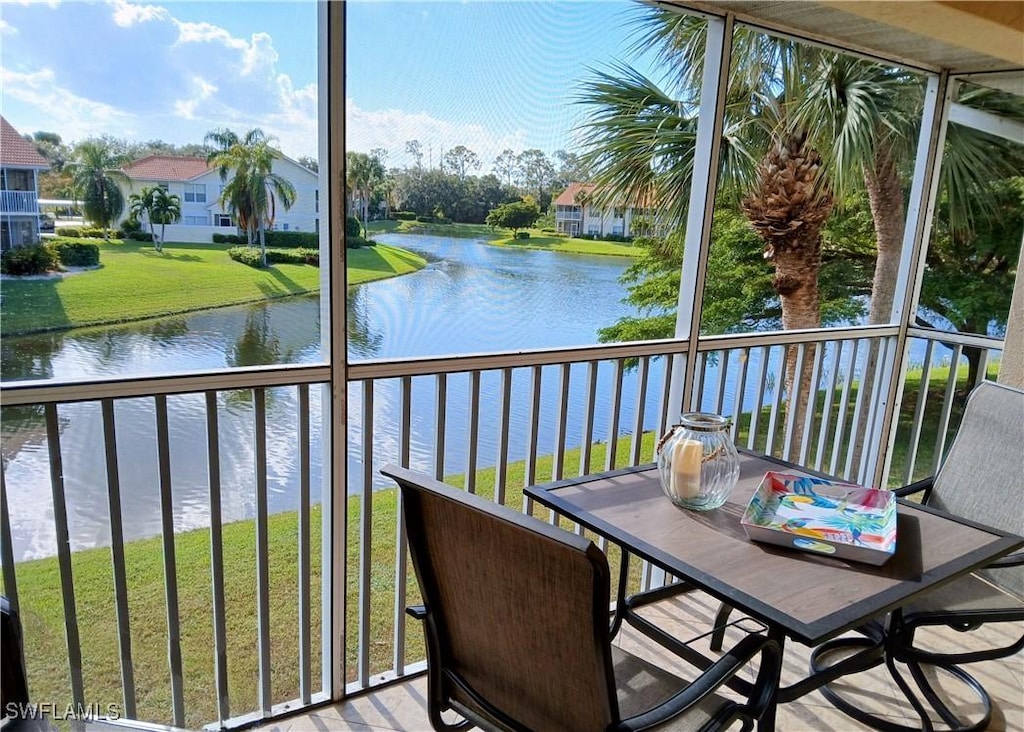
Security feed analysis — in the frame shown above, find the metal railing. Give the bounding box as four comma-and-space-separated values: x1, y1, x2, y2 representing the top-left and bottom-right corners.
0, 190, 39, 215
0, 326, 1005, 728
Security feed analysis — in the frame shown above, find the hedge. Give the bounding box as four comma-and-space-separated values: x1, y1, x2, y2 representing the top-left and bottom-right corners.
227, 247, 320, 268
0, 244, 58, 275
54, 226, 108, 239
48, 240, 100, 267
263, 230, 318, 248
394, 211, 416, 221
213, 233, 243, 245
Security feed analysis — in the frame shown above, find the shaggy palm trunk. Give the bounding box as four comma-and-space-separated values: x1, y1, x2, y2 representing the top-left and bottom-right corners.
853, 140, 907, 477
258, 224, 268, 268
742, 132, 834, 459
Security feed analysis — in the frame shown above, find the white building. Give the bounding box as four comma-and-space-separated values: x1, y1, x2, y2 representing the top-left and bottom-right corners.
553, 182, 654, 239
0, 116, 49, 251
119, 154, 319, 243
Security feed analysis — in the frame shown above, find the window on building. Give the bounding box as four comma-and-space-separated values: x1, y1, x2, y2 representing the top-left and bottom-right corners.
215, 214, 233, 227
184, 183, 207, 203
613, 207, 624, 219
183, 215, 207, 226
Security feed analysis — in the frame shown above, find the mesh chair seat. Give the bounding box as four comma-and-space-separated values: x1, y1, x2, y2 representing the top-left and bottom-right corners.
612, 646, 729, 731
904, 573, 1024, 616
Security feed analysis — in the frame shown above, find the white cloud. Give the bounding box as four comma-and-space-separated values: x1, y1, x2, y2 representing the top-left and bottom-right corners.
108, 0, 168, 28
0, 19, 17, 35
345, 98, 527, 173
173, 76, 218, 119
173, 20, 246, 49
1, 66, 135, 138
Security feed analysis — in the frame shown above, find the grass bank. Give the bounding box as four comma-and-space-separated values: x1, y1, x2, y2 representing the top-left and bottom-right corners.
1, 240, 426, 337
366, 220, 640, 258
1, 365, 983, 727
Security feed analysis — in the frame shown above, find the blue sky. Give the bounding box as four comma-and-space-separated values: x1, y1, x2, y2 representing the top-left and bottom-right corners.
1, 1, 652, 169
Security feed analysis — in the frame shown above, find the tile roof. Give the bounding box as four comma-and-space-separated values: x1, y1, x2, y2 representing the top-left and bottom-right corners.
553, 182, 596, 207
123, 155, 211, 181
1, 117, 49, 168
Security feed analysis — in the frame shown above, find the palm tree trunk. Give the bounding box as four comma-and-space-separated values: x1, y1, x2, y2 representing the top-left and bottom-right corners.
742, 132, 833, 460
259, 224, 267, 268
159, 223, 167, 252
851, 140, 907, 477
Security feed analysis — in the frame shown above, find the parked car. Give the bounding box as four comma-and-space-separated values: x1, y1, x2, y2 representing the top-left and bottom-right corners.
39, 215, 55, 232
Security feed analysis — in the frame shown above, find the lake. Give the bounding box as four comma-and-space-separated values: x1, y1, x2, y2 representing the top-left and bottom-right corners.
3, 234, 669, 559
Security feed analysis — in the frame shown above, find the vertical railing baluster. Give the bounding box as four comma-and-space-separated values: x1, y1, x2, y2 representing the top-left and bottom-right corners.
434, 374, 447, 481
831, 339, 860, 477
552, 364, 571, 482
494, 369, 512, 506
296, 385, 312, 703
204, 391, 230, 721
714, 349, 729, 414
815, 341, 843, 473
691, 352, 706, 411
579, 361, 598, 475
656, 355, 674, 459
393, 377, 412, 676
629, 356, 650, 467
975, 348, 990, 387
101, 399, 137, 719
0, 464, 23, 687
844, 341, 872, 481
154, 396, 184, 725
358, 380, 374, 685
465, 371, 480, 494
604, 359, 624, 471
859, 337, 892, 486
765, 346, 788, 457
749, 347, 771, 451
782, 344, 806, 463
932, 344, 963, 472
252, 389, 272, 715
731, 348, 749, 444
904, 340, 934, 485
798, 343, 825, 467
522, 366, 542, 515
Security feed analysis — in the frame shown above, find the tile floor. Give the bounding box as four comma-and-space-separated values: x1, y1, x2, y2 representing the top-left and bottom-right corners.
253, 591, 1023, 732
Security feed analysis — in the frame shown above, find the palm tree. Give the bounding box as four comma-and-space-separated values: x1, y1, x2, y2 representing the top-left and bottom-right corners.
207, 128, 296, 268
68, 140, 129, 240
346, 151, 384, 237
150, 187, 182, 250
129, 186, 182, 252
129, 186, 159, 244
578, 7, 1021, 432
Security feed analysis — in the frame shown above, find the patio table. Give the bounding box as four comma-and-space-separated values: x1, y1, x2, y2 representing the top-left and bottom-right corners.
524, 449, 1023, 731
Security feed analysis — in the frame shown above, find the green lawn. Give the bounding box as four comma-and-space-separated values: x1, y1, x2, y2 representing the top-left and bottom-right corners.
1, 240, 425, 337
366, 220, 640, 258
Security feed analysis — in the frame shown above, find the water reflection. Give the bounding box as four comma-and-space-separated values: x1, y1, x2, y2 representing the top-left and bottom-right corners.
2, 235, 639, 559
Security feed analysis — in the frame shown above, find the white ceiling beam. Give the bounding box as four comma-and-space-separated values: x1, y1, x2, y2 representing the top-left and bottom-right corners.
949, 102, 1024, 144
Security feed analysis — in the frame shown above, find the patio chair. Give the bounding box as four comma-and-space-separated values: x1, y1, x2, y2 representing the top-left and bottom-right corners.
381, 464, 781, 732
815, 380, 1024, 732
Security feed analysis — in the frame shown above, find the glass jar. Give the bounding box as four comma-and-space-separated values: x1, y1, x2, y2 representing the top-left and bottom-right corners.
656, 412, 740, 510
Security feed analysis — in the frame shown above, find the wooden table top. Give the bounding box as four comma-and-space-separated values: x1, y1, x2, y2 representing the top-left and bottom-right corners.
525, 451, 1024, 645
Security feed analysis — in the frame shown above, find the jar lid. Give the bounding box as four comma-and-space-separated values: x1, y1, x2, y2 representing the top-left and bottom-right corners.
678, 412, 731, 431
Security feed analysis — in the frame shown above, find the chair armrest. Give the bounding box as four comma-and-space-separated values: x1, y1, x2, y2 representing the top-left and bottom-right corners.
988, 551, 1024, 569
406, 604, 428, 620
895, 476, 934, 500
613, 633, 780, 731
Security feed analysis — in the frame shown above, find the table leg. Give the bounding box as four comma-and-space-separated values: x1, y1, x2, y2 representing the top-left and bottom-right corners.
759, 626, 786, 732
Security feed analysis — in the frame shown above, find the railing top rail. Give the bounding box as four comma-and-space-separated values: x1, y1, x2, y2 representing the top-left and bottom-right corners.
0, 324, 1002, 406
0, 364, 331, 406
906, 326, 1005, 351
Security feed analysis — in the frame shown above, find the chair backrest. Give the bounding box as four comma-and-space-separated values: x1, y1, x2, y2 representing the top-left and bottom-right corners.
382, 465, 619, 732
930, 381, 1024, 597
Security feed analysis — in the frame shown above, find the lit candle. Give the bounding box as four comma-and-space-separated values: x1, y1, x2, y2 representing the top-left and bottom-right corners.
671, 438, 702, 500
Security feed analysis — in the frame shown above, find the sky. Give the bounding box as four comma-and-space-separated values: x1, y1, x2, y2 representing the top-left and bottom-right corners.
1, 0, 654, 171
